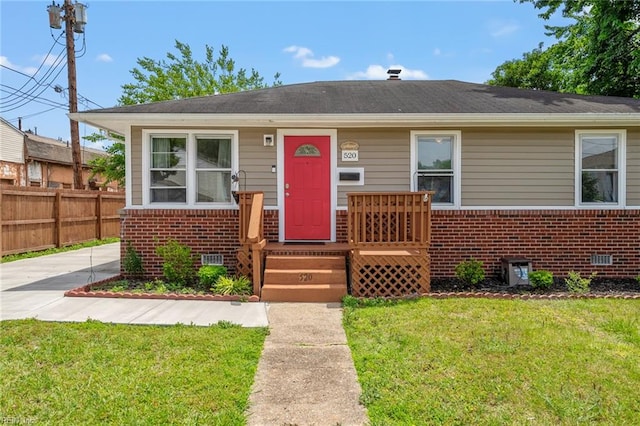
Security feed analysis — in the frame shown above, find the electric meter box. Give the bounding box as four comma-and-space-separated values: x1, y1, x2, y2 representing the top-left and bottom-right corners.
501, 257, 532, 286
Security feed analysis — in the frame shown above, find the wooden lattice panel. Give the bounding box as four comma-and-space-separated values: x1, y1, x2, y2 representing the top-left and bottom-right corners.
236, 247, 253, 281
350, 250, 430, 298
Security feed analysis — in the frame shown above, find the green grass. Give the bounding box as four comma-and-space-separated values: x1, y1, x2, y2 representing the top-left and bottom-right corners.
1, 238, 120, 263
343, 298, 640, 425
0, 319, 267, 425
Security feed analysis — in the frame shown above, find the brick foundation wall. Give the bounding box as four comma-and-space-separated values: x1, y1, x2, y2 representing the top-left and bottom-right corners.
120, 209, 241, 278
431, 209, 640, 278
121, 208, 639, 280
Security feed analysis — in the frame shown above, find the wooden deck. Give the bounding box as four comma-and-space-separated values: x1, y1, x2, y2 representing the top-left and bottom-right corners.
236, 191, 434, 301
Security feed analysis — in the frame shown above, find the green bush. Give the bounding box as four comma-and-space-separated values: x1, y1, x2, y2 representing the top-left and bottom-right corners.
455, 258, 485, 286
155, 239, 195, 288
122, 241, 144, 277
565, 271, 596, 294
212, 276, 252, 295
529, 270, 554, 290
197, 265, 228, 290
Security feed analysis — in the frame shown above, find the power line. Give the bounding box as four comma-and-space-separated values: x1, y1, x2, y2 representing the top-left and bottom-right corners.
6, 106, 60, 121
0, 84, 68, 110
0, 51, 67, 113
0, 32, 65, 100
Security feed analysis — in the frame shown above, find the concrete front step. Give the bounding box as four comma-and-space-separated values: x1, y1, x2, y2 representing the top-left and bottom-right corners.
260, 284, 347, 303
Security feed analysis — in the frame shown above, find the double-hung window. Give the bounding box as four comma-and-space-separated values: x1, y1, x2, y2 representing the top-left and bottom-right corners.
411, 131, 461, 206
576, 130, 625, 206
144, 130, 237, 206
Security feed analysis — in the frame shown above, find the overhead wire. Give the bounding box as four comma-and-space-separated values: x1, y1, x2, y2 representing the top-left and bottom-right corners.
0, 48, 67, 113
0, 84, 68, 110
0, 32, 65, 101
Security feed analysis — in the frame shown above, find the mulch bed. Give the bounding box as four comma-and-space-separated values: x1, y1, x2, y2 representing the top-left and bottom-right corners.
427, 277, 640, 300
65, 275, 640, 301
64, 275, 260, 302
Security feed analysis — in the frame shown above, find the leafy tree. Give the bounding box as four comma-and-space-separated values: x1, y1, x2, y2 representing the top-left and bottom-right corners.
488, 0, 640, 98
119, 40, 282, 105
84, 132, 125, 188
88, 41, 282, 185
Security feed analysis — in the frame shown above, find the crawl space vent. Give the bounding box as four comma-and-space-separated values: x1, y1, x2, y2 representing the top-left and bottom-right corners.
201, 254, 224, 265
590, 254, 612, 266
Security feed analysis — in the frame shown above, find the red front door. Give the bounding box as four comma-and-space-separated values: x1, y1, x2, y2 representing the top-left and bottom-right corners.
284, 135, 331, 240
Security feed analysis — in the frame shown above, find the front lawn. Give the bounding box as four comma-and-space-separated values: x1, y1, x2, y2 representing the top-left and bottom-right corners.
0, 319, 267, 425
343, 298, 640, 425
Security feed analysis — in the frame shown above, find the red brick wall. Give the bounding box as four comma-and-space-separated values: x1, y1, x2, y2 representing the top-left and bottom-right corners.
121, 208, 639, 279
431, 209, 640, 278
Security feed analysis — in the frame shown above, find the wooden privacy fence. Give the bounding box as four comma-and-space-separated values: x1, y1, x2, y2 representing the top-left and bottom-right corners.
0, 186, 124, 256
348, 192, 434, 298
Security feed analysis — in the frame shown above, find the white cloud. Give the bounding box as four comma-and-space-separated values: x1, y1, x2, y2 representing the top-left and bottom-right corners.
1, 56, 34, 75
283, 45, 340, 69
489, 20, 520, 37
96, 53, 113, 63
32, 53, 64, 67
347, 64, 428, 80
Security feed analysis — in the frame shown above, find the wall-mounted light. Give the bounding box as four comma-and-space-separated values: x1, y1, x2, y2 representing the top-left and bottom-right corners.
263, 134, 274, 147
271, 165, 276, 173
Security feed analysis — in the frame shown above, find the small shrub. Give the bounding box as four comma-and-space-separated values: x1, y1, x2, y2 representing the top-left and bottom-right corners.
122, 241, 144, 277
636, 275, 640, 284
109, 284, 128, 293
155, 239, 195, 288
529, 270, 554, 290
455, 258, 485, 286
197, 265, 228, 290
565, 271, 596, 293
212, 276, 252, 295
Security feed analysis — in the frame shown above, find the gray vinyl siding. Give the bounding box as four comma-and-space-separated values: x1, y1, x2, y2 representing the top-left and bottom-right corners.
337, 129, 410, 207
238, 128, 278, 206
129, 125, 639, 208
628, 129, 640, 206
131, 127, 143, 205
461, 129, 575, 206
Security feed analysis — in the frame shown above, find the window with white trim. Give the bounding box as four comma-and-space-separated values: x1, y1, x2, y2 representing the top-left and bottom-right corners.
411, 131, 460, 205
576, 131, 625, 205
145, 130, 237, 206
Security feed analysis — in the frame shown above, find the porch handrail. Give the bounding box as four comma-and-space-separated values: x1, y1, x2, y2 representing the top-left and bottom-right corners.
247, 193, 264, 243
347, 191, 434, 249
238, 191, 264, 244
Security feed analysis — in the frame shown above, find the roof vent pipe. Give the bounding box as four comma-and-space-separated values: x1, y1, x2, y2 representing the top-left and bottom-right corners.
387, 69, 401, 80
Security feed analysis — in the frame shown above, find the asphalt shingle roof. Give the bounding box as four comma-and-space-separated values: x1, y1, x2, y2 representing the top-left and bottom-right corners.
87, 80, 640, 115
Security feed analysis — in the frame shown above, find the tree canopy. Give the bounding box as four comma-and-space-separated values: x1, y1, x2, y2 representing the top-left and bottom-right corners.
488, 0, 640, 98
119, 41, 282, 105
89, 41, 282, 186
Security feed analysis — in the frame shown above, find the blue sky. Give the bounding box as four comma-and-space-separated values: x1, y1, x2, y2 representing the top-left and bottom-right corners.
1, 0, 567, 148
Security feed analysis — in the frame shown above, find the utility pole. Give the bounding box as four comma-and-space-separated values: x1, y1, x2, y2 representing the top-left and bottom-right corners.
47, 1, 87, 190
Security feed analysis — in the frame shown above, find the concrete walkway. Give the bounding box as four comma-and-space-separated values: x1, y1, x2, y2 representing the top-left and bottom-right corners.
247, 303, 369, 425
0, 243, 268, 327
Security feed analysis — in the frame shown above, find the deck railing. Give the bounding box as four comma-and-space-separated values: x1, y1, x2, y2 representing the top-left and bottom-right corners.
347, 192, 434, 249
236, 191, 266, 296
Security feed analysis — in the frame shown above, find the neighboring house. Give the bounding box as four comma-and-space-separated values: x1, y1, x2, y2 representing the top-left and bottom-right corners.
72, 78, 640, 285
0, 117, 119, 191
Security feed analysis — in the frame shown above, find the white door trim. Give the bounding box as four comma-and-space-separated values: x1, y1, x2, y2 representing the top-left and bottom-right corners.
276, 129, 337, 242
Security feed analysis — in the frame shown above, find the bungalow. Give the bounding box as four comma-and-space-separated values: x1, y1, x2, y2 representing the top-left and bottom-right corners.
72, 78, 640, 300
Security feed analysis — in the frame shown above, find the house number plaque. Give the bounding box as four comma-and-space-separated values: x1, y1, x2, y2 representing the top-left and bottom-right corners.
340, 140, 359, 162
299, 273, 313, 282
